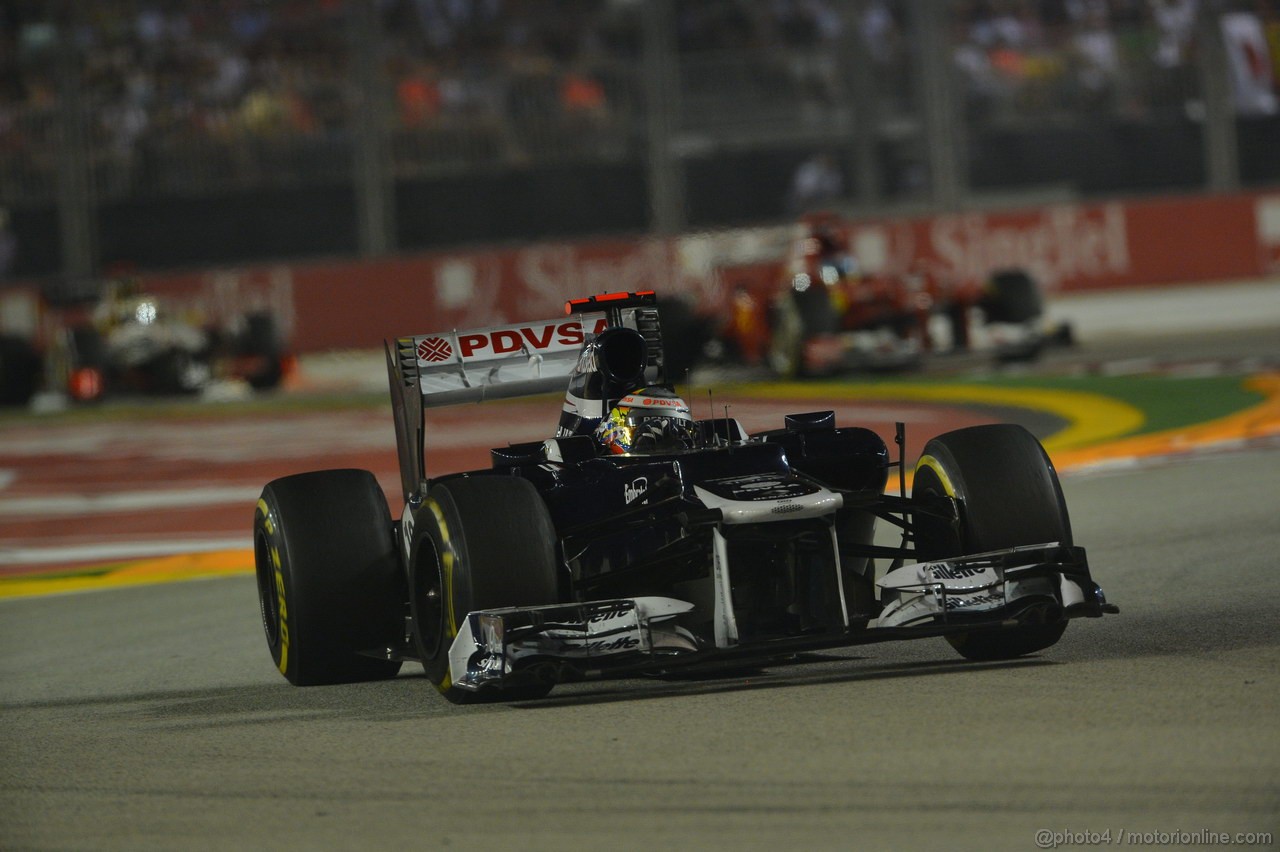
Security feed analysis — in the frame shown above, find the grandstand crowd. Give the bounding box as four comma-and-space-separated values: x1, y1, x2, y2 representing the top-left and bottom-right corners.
2, 1, 1276, 204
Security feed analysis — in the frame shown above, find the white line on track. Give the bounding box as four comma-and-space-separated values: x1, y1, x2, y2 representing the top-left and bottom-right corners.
0, 536, 250, 566
0, 486, 262, 517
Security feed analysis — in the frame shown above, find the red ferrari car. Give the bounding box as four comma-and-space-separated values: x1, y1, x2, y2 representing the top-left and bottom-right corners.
710, 213, 1060, 377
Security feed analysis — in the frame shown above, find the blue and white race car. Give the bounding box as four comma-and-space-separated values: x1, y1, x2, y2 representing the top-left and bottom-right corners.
253, 291, 1115, 702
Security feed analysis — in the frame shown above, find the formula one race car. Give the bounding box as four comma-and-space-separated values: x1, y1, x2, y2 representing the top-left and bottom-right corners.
253, 291, 1115, 702
706, 213, 1069, 377
56, 285, 290, 401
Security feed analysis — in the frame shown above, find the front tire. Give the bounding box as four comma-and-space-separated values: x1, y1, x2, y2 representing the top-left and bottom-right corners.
767, 298, 805, 378
409, 476, 561, 702
156, 348, 209, 394
912, 424, 1071, 660
254, 469, 404, 685
769, 285, 840, 378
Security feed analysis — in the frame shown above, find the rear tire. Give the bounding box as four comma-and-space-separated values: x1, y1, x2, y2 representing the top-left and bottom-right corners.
254, 469, 404, 685
655, 297, 708, 381
912, 424, 1070, 660
0, 335, 41, 407
241, 312, 286, 390
67, 326, 107, 401
409, 476, 561, 702
983, 269, 1042, 324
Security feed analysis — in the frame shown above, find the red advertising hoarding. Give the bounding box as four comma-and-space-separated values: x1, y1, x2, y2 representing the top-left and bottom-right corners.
123, 189, 1279, 352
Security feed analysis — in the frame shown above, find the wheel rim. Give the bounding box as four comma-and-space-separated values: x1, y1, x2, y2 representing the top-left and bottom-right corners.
253, 528, 280, 650
911, 466, 963, 559
414, 542, 447, 660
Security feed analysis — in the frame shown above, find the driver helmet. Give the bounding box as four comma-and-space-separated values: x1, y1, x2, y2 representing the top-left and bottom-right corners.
595, 387, 696, 454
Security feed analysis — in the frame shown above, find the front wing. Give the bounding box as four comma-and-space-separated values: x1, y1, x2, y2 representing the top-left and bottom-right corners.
445, 543, 1115, 694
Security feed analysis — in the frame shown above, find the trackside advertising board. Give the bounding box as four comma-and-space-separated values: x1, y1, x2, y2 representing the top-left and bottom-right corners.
103, 189, 1280, 351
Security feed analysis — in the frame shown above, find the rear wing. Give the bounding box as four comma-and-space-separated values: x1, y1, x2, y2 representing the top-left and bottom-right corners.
386, 291, 667, 500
